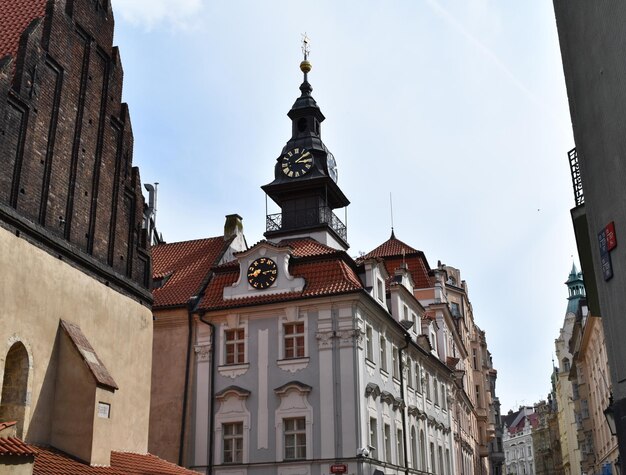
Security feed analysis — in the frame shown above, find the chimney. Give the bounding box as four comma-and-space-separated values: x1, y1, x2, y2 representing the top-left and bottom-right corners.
224, 214, 244, 241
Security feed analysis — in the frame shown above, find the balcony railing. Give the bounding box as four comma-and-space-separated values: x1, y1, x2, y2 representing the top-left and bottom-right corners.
266, 206, 347, 242
569, 148, 585, 206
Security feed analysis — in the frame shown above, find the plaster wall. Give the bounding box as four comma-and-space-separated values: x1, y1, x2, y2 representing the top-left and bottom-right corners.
0, 226, 152, 452
149, 308, 190, 463
0, 457, 34, 475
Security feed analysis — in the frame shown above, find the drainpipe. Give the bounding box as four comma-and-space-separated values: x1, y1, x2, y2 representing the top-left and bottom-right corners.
178, 297, 197, 466
198, 313, 216, 475
399, 331, 411, 475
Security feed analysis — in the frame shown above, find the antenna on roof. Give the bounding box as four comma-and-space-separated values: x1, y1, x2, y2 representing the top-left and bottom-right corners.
390, 192, 395, 238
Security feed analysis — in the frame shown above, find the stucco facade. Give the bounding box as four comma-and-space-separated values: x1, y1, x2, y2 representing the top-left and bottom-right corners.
0, 225, 153, 458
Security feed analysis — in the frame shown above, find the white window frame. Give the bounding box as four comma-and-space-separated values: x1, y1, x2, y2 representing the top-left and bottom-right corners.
224, 328, 246, 365
283, 321, 305, 359
380, 336, 388, 373
283, 417, 307, 460
222, 421, 244, 464
277, 311, 309, 372
365, 325, 374, 361
218, 318, 249, 378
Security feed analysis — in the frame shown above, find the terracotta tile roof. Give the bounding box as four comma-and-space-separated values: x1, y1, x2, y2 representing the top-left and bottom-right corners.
0, 437, 36, 457
361, 233, 435, 289
361, 232, 419, 259
60, 320, 118, 390
0, 0, 47, 62
275, 237, 338, 257
33, 446, 199, 474
198, 239, 363, 311
152, 237, 231, 308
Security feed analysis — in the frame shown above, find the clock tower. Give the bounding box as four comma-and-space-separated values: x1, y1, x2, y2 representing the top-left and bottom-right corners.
262, 41, 350, 250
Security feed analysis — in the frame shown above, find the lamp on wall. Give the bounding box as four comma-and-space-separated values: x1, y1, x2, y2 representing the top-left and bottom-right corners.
603, 395, 617, 436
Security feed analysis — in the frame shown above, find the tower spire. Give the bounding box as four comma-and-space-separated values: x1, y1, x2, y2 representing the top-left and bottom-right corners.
300, 33, 313, 96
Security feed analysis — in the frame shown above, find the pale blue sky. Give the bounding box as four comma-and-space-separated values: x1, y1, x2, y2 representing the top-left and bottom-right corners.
110, 0, 577, 413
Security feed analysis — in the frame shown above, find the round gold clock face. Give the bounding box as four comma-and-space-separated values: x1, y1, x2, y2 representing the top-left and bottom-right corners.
281, 148, 313, 178
247, 257, 278, 290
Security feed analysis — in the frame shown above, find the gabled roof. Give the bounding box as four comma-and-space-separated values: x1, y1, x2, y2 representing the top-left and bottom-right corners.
152, 237, 232, 308
361, 232, 435, 289
362, 231, 419, 258
0, 0, 47, 63
0, 437, 36, 457
198, 238, 363, 311
60, 320, 118, 391
33, 446, 200, 474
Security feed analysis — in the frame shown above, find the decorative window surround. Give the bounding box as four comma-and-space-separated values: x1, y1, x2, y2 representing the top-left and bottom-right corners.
214, 387, 251, 466
274, 382, 313, 462
218, 363, 250, 379
277, 357, 310, 373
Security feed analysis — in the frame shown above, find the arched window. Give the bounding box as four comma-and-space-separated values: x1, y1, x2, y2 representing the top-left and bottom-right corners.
0, 342, 30, 437
411, 427, 418, 469
420, 430, 426, 471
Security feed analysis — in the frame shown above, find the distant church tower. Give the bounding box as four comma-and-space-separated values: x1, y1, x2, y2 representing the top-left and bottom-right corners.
262, 38, 350, 250
565, 262, 586, 314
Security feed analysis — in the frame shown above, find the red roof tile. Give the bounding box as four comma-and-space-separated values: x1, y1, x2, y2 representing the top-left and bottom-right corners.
0, 0, 47, 63
275, 237, 339, 257
152, 237, 231, 308
60, 320, 118, 390
198, 239, 363, 311
32, 447, 200, 474
0, 437, 36, 457
361, 233, 435, 289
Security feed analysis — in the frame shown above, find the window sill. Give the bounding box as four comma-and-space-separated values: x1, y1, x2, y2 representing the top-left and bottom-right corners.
365, 358, 376, 369
218, 363, 249, 379
277, 357, 309, 373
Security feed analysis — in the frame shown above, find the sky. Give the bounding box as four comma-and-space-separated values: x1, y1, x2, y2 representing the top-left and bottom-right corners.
109, 0, 577, 414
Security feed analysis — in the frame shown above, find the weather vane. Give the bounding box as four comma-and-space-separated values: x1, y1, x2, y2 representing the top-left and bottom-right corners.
301, 33, 311, 60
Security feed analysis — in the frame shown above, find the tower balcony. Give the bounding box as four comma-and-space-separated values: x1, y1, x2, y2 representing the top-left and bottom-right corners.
266, 206, 347, 242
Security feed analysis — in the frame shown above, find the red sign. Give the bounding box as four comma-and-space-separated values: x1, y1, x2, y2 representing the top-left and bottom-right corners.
330, 464, 348, 474
606, 221, 617, 251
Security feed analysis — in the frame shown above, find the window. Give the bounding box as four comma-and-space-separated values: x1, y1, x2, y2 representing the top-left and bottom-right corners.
425, 373, 431, 400
475, 385, 481, 407
392, 346, 400, 379
450, 302, 460, 318
369, 417, 378, 452
225, 329, 245, 364
434, 378, 439, 405
527, 445, 531, 457
416, 365, 422, 393
411, 428, 418, 469
366, 325, 374, 361
403, 305, 409, 321
472, 348, 478, 370
223, 422, 243, 464
284, 322, 305, 359
441, 384, 447, 410
284, 417, 306, 460
430, 443, 436, 474
384, 424, 392, 462
397, 429, 404, 465
377, 278, 385, 302
380, 336, 388, 372
407, 360, 413, 388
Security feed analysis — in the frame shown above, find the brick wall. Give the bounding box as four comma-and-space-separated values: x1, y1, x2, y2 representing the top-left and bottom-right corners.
0, 0, 150, 294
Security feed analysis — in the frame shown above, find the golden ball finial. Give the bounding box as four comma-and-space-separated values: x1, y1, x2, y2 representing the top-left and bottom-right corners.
300, 60, 312, 74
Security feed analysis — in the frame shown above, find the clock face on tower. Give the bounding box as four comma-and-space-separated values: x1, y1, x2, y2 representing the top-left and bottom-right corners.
247, 257, 278, 289
327, 152, 338, 182
281, 148, 313, 178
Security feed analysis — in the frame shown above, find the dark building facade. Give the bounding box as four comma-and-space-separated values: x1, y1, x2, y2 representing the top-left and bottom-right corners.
553, 0, 626, 471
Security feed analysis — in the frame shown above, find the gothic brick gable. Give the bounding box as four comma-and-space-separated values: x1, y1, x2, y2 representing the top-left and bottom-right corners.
0, 0, 151, 302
